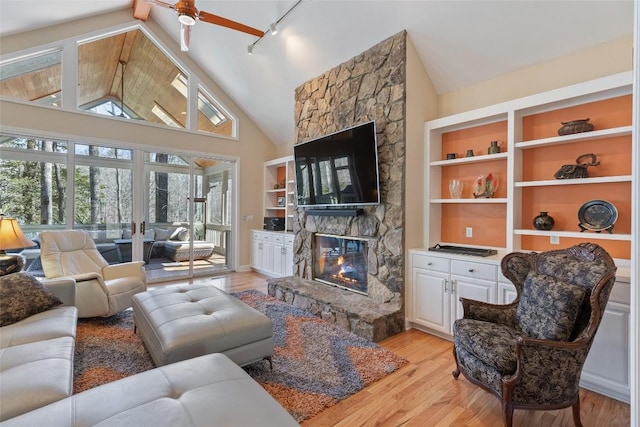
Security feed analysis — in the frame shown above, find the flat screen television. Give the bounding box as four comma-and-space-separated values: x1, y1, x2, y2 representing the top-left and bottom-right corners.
294, 121, 380, 208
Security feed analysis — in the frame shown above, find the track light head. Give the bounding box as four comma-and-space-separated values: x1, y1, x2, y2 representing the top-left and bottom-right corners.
247, 44, 254, 55
269, 22, 278, 35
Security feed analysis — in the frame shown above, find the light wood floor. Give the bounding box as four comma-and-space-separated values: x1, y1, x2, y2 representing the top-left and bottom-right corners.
163, 271, 631, 427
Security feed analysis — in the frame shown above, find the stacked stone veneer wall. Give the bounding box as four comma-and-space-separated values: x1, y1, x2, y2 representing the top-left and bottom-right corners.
271, 31, 407, 341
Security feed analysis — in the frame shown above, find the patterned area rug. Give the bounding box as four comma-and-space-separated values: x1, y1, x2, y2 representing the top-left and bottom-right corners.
74, 289, 407, 422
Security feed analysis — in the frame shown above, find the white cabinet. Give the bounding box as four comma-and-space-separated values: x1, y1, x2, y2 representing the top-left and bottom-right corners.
251, 231, 272, 272
250, 230, 294, 278
581, 279, 631, 403
271, 234, 294, 277
409, 250, 498, 338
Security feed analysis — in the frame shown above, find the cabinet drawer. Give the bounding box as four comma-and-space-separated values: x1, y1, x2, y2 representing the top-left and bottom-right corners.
272, 234, 284, 245
284, 235, 294, 246
258, 232, 271, 242
451, 260, 497, 281
412, 253, 449, 273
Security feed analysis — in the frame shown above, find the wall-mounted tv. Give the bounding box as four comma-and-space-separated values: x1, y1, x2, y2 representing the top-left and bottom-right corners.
294, 121, 380, 208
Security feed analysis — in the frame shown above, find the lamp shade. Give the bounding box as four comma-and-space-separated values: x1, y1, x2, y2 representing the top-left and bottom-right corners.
0, 217, 35, 251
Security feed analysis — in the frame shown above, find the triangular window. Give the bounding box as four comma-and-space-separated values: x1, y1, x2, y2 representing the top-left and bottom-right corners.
0, 27, 237, 138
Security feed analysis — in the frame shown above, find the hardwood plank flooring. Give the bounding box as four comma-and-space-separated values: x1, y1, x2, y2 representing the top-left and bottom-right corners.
157, 272, 631, 426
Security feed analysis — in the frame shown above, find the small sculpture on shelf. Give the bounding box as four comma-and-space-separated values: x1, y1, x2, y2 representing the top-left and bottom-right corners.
558, 118, 594, 136
554, 153, 599, 180
473, 173, 498, 198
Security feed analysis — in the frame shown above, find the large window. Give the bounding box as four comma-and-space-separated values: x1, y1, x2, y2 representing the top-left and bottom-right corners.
0, 136, 68, 238
0, 27, 236, 137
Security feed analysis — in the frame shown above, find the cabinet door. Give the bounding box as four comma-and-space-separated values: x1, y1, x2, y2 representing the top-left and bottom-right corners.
498, 282, 517, 304
251, 234, 262, 270
284, 243, 294, 276
412, 267, 451, 336
581, 301, 630, 402
452, 276, 496, 323
261, 240, 273, 273
272, 243, 285, 276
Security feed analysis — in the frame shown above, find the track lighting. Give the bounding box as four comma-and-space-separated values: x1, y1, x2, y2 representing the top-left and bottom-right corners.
246, 0, 302, 55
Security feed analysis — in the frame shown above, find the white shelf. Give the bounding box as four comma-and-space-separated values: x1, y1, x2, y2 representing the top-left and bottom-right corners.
266, 188, 286, 193
516, 175, 632, 187
430, 198, 507, 204
514, 229, 632, 241
265, 207, 286, 211
515, 125, 632, 149
430, 152, 508, 166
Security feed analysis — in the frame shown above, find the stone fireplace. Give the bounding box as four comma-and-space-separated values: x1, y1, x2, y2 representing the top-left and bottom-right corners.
268, 31, 407, 342
314, 234, 368, 295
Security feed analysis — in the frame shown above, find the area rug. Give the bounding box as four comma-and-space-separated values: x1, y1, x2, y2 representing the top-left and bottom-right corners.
73, 289, 407, 422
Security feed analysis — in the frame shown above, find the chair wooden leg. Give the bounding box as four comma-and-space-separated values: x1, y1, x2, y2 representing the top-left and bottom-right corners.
572, 397, 583, 427
501, 400, 514, 427
452, 346, 461, 378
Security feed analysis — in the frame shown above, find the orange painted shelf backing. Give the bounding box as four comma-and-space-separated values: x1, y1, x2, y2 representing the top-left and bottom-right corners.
522, 95, 632, 141
441, 204, 506, 248
520, 183, 631, 234
441, 160, 507, 199
521, 236, 630, 260
521, 136, 631, 181
442, 121, 508, 159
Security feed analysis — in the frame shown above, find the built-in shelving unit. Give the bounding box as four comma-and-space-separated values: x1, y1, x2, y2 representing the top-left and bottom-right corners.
411, 71, 635, 403
263, 156, 295, 232
424, 71, 634, 260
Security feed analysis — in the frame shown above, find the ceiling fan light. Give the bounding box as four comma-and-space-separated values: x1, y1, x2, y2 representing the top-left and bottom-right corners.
269, 23, 278, 35
178, 14, 196, 26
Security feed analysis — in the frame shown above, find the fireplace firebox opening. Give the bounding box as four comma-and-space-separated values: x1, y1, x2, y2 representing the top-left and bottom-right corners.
313, 233, 368, 295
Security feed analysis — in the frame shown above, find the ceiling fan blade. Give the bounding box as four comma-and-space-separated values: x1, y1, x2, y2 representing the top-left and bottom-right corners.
199, 11, 264, 38
180, 23, 192, 51
146, 0, 176, 9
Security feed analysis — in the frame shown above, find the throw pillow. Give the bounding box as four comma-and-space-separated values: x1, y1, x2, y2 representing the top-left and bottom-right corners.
515, 271, 586, 341
154, 228, 172, 241
170, 227, 190, 241
0, 272, 63, 327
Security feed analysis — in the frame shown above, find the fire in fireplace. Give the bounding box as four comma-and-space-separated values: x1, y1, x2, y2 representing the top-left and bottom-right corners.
313, 234, 368, 295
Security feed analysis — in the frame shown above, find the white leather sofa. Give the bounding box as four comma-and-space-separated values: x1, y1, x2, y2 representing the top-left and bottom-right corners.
1, 353, 299, 427
0, 278, 78, 422
1, 277, 298, 426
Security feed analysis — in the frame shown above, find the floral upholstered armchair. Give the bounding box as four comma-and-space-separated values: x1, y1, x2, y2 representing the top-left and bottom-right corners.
452, 243, 617, 427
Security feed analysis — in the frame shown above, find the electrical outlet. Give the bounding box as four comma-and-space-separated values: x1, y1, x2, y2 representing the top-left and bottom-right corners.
550, 235, 560, 245
243, 215, 254, 222
465, 227, 473, 238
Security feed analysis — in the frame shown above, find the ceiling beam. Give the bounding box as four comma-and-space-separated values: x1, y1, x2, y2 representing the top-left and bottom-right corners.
133, 0, 152, 21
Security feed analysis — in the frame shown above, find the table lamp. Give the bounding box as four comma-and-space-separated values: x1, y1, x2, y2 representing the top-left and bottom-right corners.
0, 217, 36, 276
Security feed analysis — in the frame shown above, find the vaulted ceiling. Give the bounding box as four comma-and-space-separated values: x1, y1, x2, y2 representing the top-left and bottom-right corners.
0, 1, 634, 146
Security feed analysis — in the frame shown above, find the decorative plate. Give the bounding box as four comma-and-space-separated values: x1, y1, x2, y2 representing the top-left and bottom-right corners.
578, 200, 617, 233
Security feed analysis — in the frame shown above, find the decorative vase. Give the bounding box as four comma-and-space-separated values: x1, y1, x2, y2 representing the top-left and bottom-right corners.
533, 211, 555, 230
488, 140, 502, 154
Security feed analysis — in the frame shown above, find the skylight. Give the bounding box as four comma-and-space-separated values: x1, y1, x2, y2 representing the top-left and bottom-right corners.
171, 74, 228, 127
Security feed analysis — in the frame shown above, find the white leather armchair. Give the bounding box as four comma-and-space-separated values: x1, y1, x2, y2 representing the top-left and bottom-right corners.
39, 230, 147, 318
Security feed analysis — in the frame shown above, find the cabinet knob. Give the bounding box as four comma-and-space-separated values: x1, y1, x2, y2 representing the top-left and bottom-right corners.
468, 269, 474, 273
427, 262, 433, 266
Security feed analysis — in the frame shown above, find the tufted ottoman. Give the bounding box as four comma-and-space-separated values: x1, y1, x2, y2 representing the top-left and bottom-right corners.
131, 284, 273, 367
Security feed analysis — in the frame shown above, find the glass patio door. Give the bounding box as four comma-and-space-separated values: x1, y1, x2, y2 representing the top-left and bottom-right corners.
142, 152, 234, 282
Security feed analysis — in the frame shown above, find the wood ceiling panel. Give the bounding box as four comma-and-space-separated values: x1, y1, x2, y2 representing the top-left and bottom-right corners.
0, 65, 60, 101
78, 34, 125, 106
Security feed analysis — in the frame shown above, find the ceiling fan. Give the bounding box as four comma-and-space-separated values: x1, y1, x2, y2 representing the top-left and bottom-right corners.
143, 0, 265, 51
